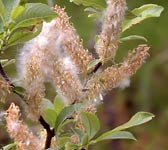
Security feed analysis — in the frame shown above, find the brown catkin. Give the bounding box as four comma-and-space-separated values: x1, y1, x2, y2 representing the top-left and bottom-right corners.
81, 44, 150, 103
5, 103, 43, 150
96, 0, 126, 62
39, 6, 84, 104
50, 58, 83, 104
53, 5, 93, 73
17, 41, 45, 119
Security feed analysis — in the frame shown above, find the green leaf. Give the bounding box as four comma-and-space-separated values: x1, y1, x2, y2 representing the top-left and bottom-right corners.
93, 112, 154, 144
58, 136, 70, 148
111, 112, 154, 132
123, 4, 164, 32
94, 131, 136, 143
98, 111, 154, 137
13, 3, 57, 29
43, 108, 57, 127
81, 133, 89, 146
120, 35, 147, 42
125, 10, 137, 19
65, 143, 79, 149
70, 0, 106, 10
11, 5, 25, 20
7, 24, 42, 47
0, 59, 8, 64
55, 103, 82, 135
2, 143, 16, 150
72, 128, 85, 144
87, 59, 101, 71
54, 94, 65, 115
61, 118, 75, 128
2, 59, 15, 67
2, 0, 20, 22
13, 86, 25, 95
41, 98, 57, 127
0, 0, 7, 23
80, 112, 100, 140
132, 4, 164, 17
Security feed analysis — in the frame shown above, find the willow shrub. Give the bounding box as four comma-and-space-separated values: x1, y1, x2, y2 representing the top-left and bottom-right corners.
0, 0, 164, 150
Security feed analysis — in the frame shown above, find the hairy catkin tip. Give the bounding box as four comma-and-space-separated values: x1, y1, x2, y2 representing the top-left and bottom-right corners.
96, 0, 126, 61
121, 44, 150, 75
5, 103, 43, 150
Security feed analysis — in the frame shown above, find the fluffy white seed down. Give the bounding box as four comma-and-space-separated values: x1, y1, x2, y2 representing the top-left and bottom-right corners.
17, 17, 83, 106
117, 78, 130, 89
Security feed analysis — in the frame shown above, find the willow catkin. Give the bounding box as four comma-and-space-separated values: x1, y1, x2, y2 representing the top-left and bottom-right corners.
53, 5, 93, 74
17, 41, 45, 119
38, 5, 84, 104
96, 0, 126, 62
5, 103, 43, 150
81, 45, 150, 104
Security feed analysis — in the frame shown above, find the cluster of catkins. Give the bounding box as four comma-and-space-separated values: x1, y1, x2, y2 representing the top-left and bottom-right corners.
4, 0, 150, 149
17, 2, 149, 118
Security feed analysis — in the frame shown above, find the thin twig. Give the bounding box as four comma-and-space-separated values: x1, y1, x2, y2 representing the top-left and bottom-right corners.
39, 116, 55, 149
0, 62, 14, 87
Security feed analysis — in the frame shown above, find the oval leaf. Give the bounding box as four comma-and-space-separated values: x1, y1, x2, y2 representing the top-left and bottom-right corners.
55, 103, 82, 134
41, 98, 57, 127
80, 112, 100, 140
132, 4, 164, 17
95, 131, 136, 143
112, 112, 154, 133
7, 24, 42, 46
13, 3, 57, 29
11, 5, 25, 20
54, 94, 65, 115
123, 4, 164, 32
43, 108, 57, 127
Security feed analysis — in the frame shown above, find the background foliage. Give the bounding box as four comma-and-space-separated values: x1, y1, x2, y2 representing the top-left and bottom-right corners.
0, 0, 168, 150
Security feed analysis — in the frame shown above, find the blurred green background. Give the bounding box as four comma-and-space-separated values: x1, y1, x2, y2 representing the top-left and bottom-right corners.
0, 0, 168, 150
